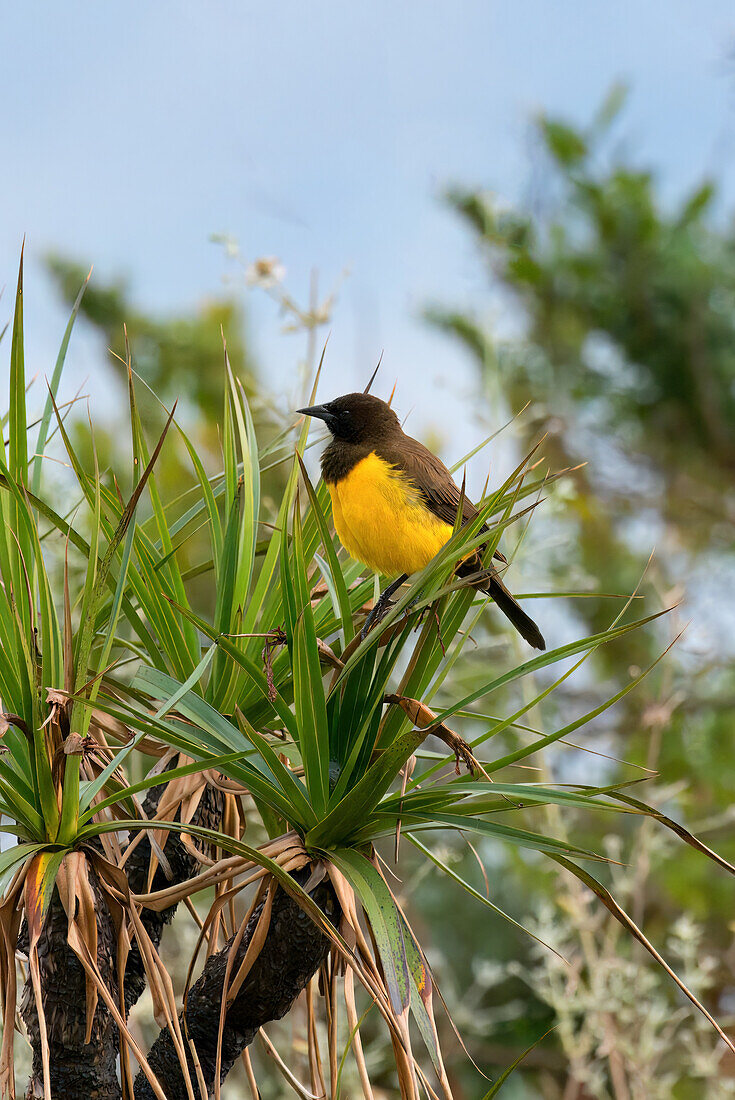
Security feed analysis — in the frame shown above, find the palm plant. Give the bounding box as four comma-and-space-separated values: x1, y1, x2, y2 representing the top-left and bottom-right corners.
0, 252, 731, 1099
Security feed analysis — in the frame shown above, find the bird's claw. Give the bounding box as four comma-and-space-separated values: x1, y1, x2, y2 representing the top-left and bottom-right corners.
360, 593, 396, 640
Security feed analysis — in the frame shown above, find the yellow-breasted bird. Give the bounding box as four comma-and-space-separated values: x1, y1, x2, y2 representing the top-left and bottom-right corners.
298, 392, 545, 650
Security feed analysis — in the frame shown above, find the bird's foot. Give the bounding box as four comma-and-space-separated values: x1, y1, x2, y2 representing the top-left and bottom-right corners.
360, 574, 409, 640
360, 595, 395, 640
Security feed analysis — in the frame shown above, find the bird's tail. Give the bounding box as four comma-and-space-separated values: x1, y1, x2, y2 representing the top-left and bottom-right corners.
483, 573, 546, 651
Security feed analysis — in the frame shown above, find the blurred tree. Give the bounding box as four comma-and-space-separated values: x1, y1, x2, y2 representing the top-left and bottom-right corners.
425, 87, 735, 1095
46, 254, 255, 430
429, 82, 734, 700
431, 84, 734, 515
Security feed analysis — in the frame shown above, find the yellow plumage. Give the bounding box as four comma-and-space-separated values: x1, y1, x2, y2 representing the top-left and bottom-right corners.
328, 452, 453, 576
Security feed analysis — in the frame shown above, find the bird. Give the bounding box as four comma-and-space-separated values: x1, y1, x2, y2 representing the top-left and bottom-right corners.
297, 392, 545, 649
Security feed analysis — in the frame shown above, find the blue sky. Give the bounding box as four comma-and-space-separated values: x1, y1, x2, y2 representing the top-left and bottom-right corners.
3, 0, 735, 461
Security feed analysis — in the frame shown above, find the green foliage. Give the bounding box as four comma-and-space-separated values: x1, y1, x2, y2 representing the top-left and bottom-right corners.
2, 255, 732, 1096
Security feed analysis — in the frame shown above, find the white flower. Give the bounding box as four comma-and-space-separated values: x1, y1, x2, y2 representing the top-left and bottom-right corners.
245, 256, 286, 289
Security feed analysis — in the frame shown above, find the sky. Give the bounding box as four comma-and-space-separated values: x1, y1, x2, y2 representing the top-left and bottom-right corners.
3, 0, 735, 466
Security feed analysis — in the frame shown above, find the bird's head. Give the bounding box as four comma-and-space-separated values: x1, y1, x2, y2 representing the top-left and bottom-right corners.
297, 392, 400, 443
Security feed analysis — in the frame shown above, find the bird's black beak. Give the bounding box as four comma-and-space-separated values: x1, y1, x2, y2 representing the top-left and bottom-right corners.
297, 404, 330, 423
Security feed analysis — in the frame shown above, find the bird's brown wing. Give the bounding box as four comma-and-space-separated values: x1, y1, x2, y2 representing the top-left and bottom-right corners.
377, 431, 542, 644
376, 433, 508, 563
378, 433, 478, 525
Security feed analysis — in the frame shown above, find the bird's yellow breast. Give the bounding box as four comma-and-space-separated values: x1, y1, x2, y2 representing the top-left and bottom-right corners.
328, 452, 453, 577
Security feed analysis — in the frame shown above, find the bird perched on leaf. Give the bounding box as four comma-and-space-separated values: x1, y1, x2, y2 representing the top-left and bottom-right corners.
298, 392, 545, 649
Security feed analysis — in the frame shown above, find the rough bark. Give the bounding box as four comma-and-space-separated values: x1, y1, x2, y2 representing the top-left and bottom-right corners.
20, 775, 224, 1099
20, 867, 121, 1100
123, 777, 225, 1012
133, 872, 339, 1100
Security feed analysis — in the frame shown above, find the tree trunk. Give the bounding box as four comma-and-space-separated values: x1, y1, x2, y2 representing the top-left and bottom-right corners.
21, 774, 224, 1099
134, 873, 338, 1100
123, 777, 225, 1013
21, 868, 121, 1100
